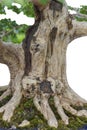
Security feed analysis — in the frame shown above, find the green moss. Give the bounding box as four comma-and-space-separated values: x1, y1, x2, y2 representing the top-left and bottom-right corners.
67, 117, 84, 130
58, 120, 70, 130
0, 94, 12, 107
0, 95, 87, 130
49, 96, 61, 120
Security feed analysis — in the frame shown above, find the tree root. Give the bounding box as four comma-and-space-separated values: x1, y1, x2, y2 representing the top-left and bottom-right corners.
34, 94, 58, 128
0, 41, 25, 122
54, 95, 69, 125
0, 68, 24, 122
63, 102, 87, 117
0, 76, 87, 128
0, 88, 22, 122
0, 85, 9, 91
22, 76, 87, 128
0, 88, 11, 101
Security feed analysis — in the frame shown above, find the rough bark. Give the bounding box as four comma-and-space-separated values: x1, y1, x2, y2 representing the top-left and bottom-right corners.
0, 0, 87, 128
0, 40, 24, 121
72, 20, 87, 39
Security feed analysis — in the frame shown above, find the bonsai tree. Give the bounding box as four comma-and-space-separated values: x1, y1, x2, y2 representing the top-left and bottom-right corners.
0, 0, 87, 128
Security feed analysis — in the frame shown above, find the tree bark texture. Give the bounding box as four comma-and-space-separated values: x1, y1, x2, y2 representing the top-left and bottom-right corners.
0, 0, 87, 128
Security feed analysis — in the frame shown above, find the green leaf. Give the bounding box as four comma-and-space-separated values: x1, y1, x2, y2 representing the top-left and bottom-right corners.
58, 0, 65, 4
8, 5, 21, 14
22, 3, 35, 17
0, 4, 5, 14
80, 6, 87, 15
39, 0, 49, 5
14, 0, 22, 5
14, 0, 28, 6
16, 33, 25, 43
1, 0, 13, 7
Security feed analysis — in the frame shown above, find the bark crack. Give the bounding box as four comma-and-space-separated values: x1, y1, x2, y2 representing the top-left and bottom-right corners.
0, 0, 87, 128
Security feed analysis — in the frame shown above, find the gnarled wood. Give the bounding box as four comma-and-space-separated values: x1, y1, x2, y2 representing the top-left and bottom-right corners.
0, 40, 24, 121
0, 0, 87, 128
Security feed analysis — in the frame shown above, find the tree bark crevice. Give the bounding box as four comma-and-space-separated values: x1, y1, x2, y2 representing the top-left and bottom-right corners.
0, 0, 87, 128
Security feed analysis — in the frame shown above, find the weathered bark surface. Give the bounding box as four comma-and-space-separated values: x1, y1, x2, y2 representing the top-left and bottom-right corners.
0, 0, 87, 128
0, 41, 24, 121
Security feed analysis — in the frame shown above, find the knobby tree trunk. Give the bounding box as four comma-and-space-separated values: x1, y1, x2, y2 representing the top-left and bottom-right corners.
0, 0, 87, 128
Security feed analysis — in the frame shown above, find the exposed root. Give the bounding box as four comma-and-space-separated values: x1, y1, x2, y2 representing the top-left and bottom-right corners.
0, 85, 8, 91
0, 69, 24, 122
77, 110, 87, 117
48, 77, 69, 124
63, 102, 87, 117
63, 103, 77, 115
22, 76, 87, 128
0, 88, 22, 122
54, 95, 69, 125
0, 75, 86, 128
0, 40, 24, 122
0, 88, 11, 101
34, 94, 58, 128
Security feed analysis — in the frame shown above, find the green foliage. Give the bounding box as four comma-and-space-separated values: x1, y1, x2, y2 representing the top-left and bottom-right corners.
22, 2, 34, 17
0, 3, 5, 14
1, 0, 27, 8
1, 0, 35, 17
14, 0, 28, 6
1, 0, 13, 7
58, 0, 65, 4
0, 18, 28, 43
8, 5, 21, 14
75, 16, 87, 22
39, 0, 49, 5
80, 6, 87, 15
0, 0, 87, 43
0, 0, 35, 43
68, 5, 87, 22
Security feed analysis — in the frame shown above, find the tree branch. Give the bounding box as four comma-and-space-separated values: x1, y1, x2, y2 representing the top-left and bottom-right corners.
73, 13, 87, 19
68, 6, 87, 19
72, 20, 87, 39
0, 40, 25, 90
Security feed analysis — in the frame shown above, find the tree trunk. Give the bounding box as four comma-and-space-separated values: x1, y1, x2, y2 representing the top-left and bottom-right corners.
0, 0, 87, 128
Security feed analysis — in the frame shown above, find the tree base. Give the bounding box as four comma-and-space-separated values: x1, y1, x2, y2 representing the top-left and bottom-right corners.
0, 0, 87, 129
0, 89, 87, 130
22, 76, 87, 128
0, 76, 87, 128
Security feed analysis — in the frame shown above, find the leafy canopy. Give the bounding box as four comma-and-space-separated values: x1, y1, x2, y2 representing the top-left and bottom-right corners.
0, 0, 87, 43
0, 0, 35, 43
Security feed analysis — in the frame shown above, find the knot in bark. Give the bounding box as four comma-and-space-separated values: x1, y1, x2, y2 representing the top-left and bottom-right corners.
39, 80, 53, 94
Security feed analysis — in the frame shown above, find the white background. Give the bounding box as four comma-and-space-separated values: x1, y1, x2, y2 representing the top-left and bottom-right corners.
0, 0, 87, 100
